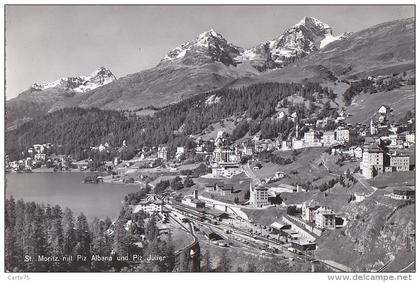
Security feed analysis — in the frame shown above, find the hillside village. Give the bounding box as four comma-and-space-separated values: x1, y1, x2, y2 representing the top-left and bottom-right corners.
6, 88, 415, 271
5, 13, 415, 273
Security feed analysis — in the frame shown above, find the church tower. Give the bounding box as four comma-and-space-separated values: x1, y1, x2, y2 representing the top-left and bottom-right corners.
370, 119, 377, 135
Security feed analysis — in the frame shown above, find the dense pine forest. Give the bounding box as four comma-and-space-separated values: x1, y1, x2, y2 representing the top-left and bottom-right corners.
6, 82, 329, 161
5, 197, 175, 272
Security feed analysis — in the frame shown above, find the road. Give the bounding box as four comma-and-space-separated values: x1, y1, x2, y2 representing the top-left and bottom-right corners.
242, 163, 262, 186
353, 173, 377, 195
399, 261, 415, 272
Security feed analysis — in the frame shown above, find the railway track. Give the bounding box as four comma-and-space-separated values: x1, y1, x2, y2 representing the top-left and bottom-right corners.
169, 202, 346, 272
167, 213, 198, 255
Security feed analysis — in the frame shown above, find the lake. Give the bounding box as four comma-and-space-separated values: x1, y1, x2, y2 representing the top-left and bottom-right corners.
5, 172, 142, 221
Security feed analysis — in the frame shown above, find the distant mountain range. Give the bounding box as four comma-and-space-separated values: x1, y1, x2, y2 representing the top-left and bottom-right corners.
6, 16, 415, 128
160, 16, 351, 70
6, 67, 117, 128
30, 67, 116, 93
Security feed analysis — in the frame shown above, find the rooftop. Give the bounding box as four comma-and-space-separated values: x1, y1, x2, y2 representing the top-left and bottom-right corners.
364, 143, 383, 153
205, 209, 228, 218
270, 221, 291, 230
253, 185, 269, 191
183, 196, 206, 205
316, 206, 335, 215
392, 186, 415, 192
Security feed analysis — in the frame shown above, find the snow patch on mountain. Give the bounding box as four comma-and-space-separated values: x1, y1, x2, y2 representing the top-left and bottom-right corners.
320, 34, 341, 48
205, 94, 221, 106
320, 32, 353, 48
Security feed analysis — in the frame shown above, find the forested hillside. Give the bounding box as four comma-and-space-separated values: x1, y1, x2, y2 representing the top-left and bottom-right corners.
5, 197, 175, 272
7, 82, 330, 161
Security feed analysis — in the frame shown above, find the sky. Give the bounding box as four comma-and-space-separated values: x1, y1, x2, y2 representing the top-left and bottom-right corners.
5, 5, 414, 100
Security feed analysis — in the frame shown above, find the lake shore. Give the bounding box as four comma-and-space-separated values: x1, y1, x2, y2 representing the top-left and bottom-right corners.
10, 168, 144, 187
6, 172, 142, 220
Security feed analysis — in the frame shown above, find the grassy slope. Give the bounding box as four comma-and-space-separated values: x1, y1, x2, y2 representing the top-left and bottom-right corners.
346, 85, 415, 125
253, 148, 329, 183
320, 81, 351, 109
6, 87, 74, 128
55, 62, 256, 111
254, 148, 358, 187
195, 118, 237, 140
367, 171, 415, 188
329, 181, 373, 196
280, 190, 352, 214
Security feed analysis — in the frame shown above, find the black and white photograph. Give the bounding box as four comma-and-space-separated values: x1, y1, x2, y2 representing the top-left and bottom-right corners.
2, 2, 416, 276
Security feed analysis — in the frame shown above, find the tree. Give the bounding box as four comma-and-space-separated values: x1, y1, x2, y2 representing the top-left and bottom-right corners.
201, 250, 212, 272
74, 213, 91, 266
91, 218, 111, 271
5, 227, 17, 271
5, 197, 17, 271
170, 176, 184, 191
247, 261, 257, 272
183, 176, 194, 188
178, 250, 189, 272
113, 217, 130, 257
264, 258, 290, 272
154, 180, 170, 194
339, 175, 345, 186
234, 196, 239, 204
12, 199, 26, 271
63, 208, 76, 256
244, 190, 250, 200
49, 205, 64, 271
232, 120, 249, 140
104, 216, 112, 229
145, 216, 159, 242
5, 196, 16, 228
286, 206, 299, 216
30, 205, 49, 271
216, 250, 231, 272
160, 235, 176, 272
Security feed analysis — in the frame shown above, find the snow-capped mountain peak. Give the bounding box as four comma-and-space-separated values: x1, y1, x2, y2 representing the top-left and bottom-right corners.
160, 29, 243, 66
237, 16, 344, 71
293, 16, 332, 32
198, 28, 219, 39
31, 67, 116, 93
196, 29, 225, 47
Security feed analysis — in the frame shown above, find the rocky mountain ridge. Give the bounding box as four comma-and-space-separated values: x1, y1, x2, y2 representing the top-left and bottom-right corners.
30, 67, 116, 93
160, 17, 348, 71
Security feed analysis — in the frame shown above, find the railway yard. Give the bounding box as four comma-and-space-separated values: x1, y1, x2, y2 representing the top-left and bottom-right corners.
164, 200, 345, 272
